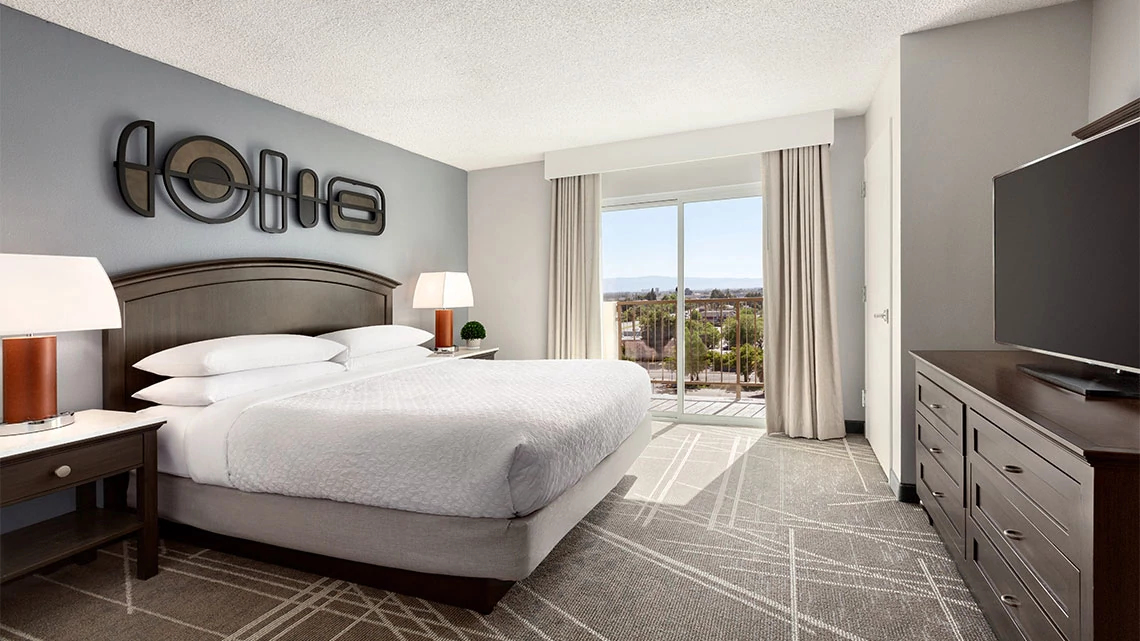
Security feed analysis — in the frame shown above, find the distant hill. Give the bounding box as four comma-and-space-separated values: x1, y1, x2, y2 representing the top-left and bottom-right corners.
603, 276, 763, 293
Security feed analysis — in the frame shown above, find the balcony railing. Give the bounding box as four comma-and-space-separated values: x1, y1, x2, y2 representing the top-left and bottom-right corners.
613, 296, 764, 402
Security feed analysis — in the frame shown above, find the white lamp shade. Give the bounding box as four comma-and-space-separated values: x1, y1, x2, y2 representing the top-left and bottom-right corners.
412, 272, 474, 309
0, 254, 122, 335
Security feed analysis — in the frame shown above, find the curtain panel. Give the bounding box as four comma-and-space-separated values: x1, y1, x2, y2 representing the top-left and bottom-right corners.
547, 174, 603, 359
762, 145, 845, 439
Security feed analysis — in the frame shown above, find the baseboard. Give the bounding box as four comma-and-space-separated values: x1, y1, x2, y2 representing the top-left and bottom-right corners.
889, 471, 919, 503
844, 419, 865, 434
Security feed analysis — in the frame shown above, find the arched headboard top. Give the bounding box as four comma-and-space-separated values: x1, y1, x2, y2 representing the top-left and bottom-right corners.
103, 258, 400, 411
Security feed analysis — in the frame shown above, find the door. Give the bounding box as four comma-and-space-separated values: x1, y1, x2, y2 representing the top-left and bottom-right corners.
602, 186, 764, 426
864, 126, 893, 478
601, 203, 680, 412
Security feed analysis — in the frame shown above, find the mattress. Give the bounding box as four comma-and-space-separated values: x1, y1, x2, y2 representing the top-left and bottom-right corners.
138, 415, 652, 581
158, 358, 651, 519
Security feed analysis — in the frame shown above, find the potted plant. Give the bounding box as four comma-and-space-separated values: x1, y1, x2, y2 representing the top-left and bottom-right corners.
460, 321, 486, 349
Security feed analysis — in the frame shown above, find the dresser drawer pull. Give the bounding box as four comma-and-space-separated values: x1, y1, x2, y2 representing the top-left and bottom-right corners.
1002, 529, 1025, 541
1000, 595, 1021, 608
1001, 464, 1024, 474
926, 403, 945, 410
53, 465, 72, 479
929, 447, 942, 454
931, 491, 946, 498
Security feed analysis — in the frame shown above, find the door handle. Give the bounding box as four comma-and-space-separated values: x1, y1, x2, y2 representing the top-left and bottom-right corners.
872, 309, 890, 324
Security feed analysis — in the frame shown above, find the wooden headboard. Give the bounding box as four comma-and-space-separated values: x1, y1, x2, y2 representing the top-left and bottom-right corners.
103, 258, 399, 412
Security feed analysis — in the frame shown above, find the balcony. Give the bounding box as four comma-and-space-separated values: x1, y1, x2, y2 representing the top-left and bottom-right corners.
607, 296, 765, 420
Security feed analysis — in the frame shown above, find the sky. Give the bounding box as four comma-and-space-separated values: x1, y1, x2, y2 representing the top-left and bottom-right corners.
601, 196, 763, 283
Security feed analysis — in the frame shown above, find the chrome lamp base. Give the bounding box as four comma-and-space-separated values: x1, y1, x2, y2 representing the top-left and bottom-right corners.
0, 411, 75, 436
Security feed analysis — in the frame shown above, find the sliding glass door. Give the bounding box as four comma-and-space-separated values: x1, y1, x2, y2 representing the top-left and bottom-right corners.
601, 204, 680, 411
602, 186, 764, 425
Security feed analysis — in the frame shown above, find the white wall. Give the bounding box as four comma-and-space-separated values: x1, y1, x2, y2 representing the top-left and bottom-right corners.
831, 116, 867, 423
1089, 0, 1140, 120
865, 47, 902, 486
467, 162, 552, 360
896, 1, 1092, 487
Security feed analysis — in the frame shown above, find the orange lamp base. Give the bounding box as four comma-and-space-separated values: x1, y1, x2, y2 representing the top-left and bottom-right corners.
3, 336, 58, 424
434, 309, 454, 349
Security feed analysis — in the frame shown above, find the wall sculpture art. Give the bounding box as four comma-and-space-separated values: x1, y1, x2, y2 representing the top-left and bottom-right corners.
113, 120, 386, 236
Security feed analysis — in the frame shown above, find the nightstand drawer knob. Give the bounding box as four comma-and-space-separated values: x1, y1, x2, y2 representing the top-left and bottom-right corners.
53, 465, 72, 479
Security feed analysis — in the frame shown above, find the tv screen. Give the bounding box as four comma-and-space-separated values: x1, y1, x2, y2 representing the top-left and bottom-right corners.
994, 120, 1140, 372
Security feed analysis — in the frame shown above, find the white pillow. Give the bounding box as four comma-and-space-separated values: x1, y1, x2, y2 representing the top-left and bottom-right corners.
345, 346, 432, 371
134, 334, 346, 377
318, 325, 433, 362
133, 361, 345, 406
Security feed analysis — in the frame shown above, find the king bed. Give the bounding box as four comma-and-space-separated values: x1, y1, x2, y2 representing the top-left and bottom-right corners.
102, 258, 652, 613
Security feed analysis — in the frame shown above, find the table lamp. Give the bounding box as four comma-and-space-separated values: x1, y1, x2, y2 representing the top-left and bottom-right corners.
412, 272, 473, 351
0, 254, 122, 435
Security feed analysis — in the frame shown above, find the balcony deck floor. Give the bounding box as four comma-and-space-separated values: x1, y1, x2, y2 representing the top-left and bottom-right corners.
649, 394, 766, 419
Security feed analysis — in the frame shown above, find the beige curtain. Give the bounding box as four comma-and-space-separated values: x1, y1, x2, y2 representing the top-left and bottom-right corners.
762, 145, 845, 440
547, 174, 603, 359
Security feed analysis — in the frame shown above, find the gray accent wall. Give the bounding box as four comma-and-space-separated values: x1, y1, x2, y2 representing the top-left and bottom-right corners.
1089, 0, 1140, 120
895, 1, 1092, 487
830, 116, 866, 423
0, 7, 467, 531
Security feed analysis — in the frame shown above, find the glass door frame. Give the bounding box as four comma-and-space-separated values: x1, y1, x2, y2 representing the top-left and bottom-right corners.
603, 183, 764, 427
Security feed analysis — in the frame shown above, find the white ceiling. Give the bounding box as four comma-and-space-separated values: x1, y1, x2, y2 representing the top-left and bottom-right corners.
5, 0, 1068, 170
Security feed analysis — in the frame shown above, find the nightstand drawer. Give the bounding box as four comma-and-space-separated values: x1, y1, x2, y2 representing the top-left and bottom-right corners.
1, 434, 143, 505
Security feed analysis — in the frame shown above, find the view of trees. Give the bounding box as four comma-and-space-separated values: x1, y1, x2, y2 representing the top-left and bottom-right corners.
619, 296, 764, 387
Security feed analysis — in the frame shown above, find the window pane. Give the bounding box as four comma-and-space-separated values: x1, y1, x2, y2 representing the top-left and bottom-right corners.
681, 196, 765, 419
602, 205, 678, 412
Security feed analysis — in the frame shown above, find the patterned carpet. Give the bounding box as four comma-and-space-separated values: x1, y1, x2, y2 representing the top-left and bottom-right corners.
0, 422, 996, 641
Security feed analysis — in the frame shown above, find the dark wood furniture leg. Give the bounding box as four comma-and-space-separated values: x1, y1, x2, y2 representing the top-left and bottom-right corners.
103, 472, 129, 512
73, 482, 99, 564
136, 431, 159, 579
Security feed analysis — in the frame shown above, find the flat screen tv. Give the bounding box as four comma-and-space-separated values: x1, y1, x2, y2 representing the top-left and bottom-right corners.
993, 119, 1139, 397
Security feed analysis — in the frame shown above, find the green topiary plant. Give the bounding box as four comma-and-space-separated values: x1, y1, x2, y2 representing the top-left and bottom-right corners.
460, 321, 486, 341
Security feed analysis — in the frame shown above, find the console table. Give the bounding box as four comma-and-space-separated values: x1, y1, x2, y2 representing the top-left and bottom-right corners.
912, 351, 1138, 641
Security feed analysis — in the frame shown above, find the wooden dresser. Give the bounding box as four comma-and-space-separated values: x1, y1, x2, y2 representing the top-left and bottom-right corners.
912, 351, 1139, 641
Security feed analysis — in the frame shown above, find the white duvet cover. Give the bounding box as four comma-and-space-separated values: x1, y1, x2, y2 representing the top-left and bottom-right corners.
175, 358, 651, 518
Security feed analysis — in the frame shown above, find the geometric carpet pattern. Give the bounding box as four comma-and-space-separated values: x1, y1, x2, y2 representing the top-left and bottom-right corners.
0, 423, 997, 641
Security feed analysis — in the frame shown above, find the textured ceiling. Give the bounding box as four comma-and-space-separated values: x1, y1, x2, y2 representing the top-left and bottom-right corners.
4, 0, 1069, 170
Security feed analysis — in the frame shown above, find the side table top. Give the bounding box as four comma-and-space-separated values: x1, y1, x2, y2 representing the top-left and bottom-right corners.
0, 410, 165, 462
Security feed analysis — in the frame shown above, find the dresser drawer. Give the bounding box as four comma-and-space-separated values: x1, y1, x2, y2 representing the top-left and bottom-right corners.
918, 412, 963, 488
916, 373, 965, 441
969, 524, 1066, 641
0, 434, 143, 505
969, 410, 1080, 558
971, 460, 1079, 640
918, 445, 964, 540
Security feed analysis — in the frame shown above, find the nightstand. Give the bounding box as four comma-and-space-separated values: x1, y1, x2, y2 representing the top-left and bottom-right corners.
429, 346, 499, 360
0, 410, 165, 583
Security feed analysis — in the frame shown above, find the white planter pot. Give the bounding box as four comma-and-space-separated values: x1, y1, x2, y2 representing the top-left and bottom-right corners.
465, 339, 482, 349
